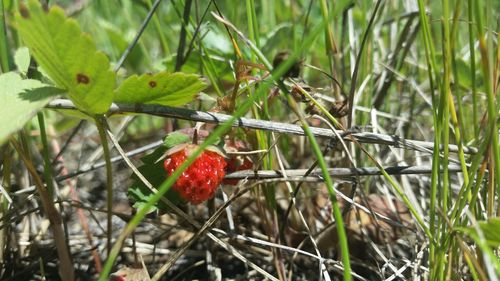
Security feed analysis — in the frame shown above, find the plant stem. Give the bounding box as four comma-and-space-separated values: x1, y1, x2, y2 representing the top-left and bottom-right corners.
467, 0, 479, 139
37, 112, 55, 196
0, 0, 11, 73
10, 137, 75, 280
319, 0, 340, 100
474, 0, 500, 207
285, 94, 352, 281
95, 115, 113, 255
174, 0, 192, 71
145, 0, 170, 55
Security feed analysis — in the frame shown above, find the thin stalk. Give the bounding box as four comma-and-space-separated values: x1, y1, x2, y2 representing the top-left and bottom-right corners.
145, 0, 170, 55
0, 0, 15, 266
474, 0, 500, 204
319, 0, 340, 100
447, 85, 470, 189
442, 0, 452, 217
0, 0, 12, 267
114, 0, 163, 71
0, 147, 12, 266
320, 0, 337, 55
440, 0, 453, 278
287, 95, 352, 280
95, 116, 113, 255
181, 1, 213, 64
243, 3, 281, 275
37, 112, 55, 196
245, 0, 276, 212
487, 161, 494, 216
174, 0, 192, 71
448, 2, 470, 190
416, 0, 443, 276
37, 111, 76, 276
450, 127, 491, 221
467, 0, 478, 139
10, 137, 75, 280
171, 2, 225, 97
347, 0, 382, 128
0, 0, 11, 72
246, 0, 260, 48
199, 45, 225, 97
0, 0, 11, 265
430, 104, 443, 280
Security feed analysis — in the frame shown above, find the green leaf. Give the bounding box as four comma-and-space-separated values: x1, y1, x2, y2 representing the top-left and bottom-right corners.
14, 47, 30, 76
454, 58, 472, 89
103, 26, 145, 71
15, 0, 115, 114
0, 72, 62, 144
163, 52, 234, 82
114, 72, 206, 106
128, 144, 183, 213
457, 218, 500, 276
462, 218, 500, 247
139, 131, 190, 165
163, 131, 190, 149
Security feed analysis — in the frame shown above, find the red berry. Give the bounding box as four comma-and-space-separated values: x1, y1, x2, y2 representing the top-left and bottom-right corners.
224, 155, 253, 185
163, 144, 227, 204
223, 140, 253, 185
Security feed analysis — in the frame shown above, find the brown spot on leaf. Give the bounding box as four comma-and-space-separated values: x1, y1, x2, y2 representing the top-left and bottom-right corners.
76, 73, 90, 84
19, 5, 30, 18
148, 81, 157, 88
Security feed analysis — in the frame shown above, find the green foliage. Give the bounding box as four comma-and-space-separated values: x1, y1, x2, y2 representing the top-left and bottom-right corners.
15, 0, 115, 114
127, 160, 182, 213
163, 52, 234, 82
127, 140, 182, 213
128, 131, 206, 212
454, 58, 473, 89
459, 218, 500, 247
14, 0, 206, 118
114, 72, 206, 106
102, 26, 145, 70
0, 72, 62, 144
456, 218, 500, 276
13, 47, 30, 76
162, 131, 191, 149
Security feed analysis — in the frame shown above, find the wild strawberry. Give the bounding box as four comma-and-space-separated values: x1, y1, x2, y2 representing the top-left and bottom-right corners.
224, 156, 253, 185
163, 144, 226, 204
223, 140, 253, 185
